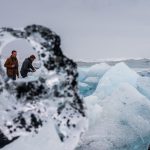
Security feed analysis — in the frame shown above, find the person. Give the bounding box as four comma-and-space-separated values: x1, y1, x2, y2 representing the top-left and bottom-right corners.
4, 50, 19, 80
20, 55, 36, 78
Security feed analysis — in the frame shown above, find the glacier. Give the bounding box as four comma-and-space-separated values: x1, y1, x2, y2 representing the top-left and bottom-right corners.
78, 63, 110, 97
0, 25, 150, 150
94, 62, 140, 99
77, 62, 150, 150
0, 25, 87, 150
77, 83, 150, 150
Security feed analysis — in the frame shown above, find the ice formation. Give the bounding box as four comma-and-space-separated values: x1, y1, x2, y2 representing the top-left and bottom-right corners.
78, 63, 110, 82
77, 83, 150, 150
0, 25, 87, 149
77, 62, 150, 150
137, 77, 150, 100
94, 62, 140, 99
86, 63, 110, 78
78, 63, 110, 96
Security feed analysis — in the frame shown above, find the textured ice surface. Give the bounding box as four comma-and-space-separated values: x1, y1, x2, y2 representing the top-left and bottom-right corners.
137, 77, 150, 100
94, 62, 140, 99
84, 77, 99, 84
77, 83, 150, 150
78, 63, 110, 97
78, 63, 110, 82
86, 63, 110, 78
76, 63, 150, 150
0, 25, 87, 149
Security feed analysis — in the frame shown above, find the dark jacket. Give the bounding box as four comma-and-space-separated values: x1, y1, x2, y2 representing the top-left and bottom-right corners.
4, 56, 19, 78
20, 58, 35, 78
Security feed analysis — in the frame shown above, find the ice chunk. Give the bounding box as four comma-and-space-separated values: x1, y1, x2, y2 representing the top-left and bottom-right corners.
84, 95, 102, 129
94, 62, 140, 99
78, 63, 110, 82
3, 118, 86, 150
78, 67, 88, 82
0, 25, 87, 149
137, 77, 150, 100
86, 63, 110, 78
2, 120, 63, 150
84, 77, 99, 84
77, 83, 150, 150
78, 63, 110, 97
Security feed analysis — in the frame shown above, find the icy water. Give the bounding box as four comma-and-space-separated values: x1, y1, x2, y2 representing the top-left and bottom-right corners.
78, 63, 150, 150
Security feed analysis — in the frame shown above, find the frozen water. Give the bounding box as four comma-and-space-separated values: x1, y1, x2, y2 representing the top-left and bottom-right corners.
0, 25, 87, 149
77, 62, 150, 150
84, 77, 99, 84
137, 77, 150, 100
77, 83, 150, 150
3, 119, 81, 150
78, 67, 88, 82
1, 25, 150, 150
78, 63, 110, 82
94, 62, 140, 99
86, 63, 110, 78
78, 63, 110, 97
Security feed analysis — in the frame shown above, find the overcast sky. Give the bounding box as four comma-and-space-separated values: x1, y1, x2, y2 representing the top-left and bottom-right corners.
0, 0, 150, 61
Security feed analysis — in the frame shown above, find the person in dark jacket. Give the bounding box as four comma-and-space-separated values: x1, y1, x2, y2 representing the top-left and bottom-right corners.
20, 55, 36, 78
4, 50, 19, 80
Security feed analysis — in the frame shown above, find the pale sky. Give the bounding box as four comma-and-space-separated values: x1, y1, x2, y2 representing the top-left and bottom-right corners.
0, 0, 150, 61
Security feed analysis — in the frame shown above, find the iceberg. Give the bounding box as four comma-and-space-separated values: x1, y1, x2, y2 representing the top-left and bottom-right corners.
78, 67, 88, 82
77, 83, 150, 150
78, 63, 110, 97
94, 62, 140, 99
137, 77, 150, 100
78, 63, 110, 82
0, 25, 87, 149
86, 63, 110, 78
77, 62, 150, 150
84, 77, 99, 84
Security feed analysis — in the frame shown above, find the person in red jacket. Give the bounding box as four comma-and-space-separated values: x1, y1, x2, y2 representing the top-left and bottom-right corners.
4, 50, 19, 80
